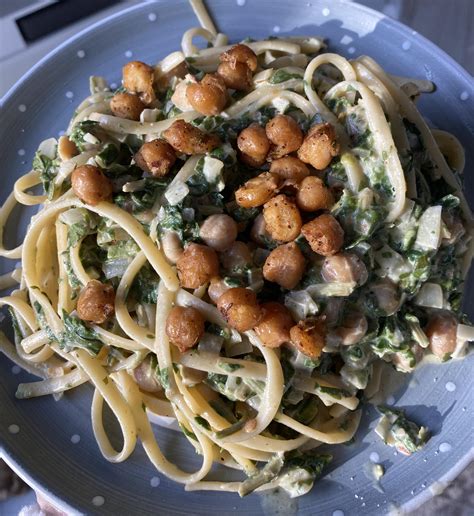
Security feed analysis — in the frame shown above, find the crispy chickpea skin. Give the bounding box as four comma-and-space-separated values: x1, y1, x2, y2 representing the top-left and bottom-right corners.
135, 139, 176, 177
176, 243, 219, 289
237, 124, 271, 167
110, 92, 145, 120
296, 176, 335, 212
425, 313, 458, 358
122, 61, 155, 104
71, 165, 113, 206
217, 287, 262, 332
270, 156, 310, 182
263, 242, 305, 289
163, 120, 221, 155
321, 253, 368, 285
236, 171, 281, 208
200, 214, 238, 251
220, 241, 252, 270
165, 306, 205, 353
265, 115, 304, 159
254, 302, 294, 347
186, 73, 228, 116
301, 214, 344, 256
297, 123, 339, 170
290, 318, 326, 359
77, 280, 115, 324
263, 194, 302, 242
217, 61, 253, 91
220, 44, 258, 71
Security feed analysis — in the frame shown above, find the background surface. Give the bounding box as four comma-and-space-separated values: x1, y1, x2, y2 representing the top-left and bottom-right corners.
0, 0, 472, 514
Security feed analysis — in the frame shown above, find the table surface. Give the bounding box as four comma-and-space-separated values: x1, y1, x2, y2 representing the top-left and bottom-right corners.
0, 0, 472, 514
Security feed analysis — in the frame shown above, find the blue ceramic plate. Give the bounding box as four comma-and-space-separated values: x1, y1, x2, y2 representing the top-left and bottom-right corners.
1, 1, 473, 514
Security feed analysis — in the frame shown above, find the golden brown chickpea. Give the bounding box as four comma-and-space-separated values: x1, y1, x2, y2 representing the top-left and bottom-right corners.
71, 165, 113, 206
135, 139, 176, 177
265, 115, 304, 159
165, 306, 205, 353
199, 214, 238, 251
263, 194, 302, 242
77, 280, 115, 324
301, 214, 344, 256
217, 61, 253, 91
208, 277, 231, 304
110, 92, 145, 120
217, 287, 262, 332
235, 171, 281, 208
297, 123, 339, 170
186, 73, 228, 116
290, 318, 326, 359
58, 135, 78, 161
220, 44, 258, 72
269, 156, 310, 182
425, 313, 458, 358
237, 124, 271, 167
163, 120, 221, 155
371, 279, 400, 316
122, 61, 155, 104
176, 243, 220, 289
263, 242, 305, 289
334, 310, 368, 345
220, 241, 252, 271
296, 176, 335, 212
321, 253, 368, 285
254, 302, 294, 347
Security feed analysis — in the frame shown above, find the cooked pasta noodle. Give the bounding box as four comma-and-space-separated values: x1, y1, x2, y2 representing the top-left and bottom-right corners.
0, 0, 472, 499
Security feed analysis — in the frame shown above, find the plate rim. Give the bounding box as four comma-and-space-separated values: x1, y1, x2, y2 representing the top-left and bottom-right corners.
0, 0, 473, 513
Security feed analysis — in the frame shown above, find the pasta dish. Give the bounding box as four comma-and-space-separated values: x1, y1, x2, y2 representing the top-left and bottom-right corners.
0, 0, 472, 498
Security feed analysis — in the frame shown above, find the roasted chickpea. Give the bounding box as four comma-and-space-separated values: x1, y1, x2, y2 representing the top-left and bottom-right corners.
163, 120, 221, 154
161, 231, 183, 264
270, 156, 310, 182
220, 241, 252, 271
71, 165, 113, 205
296, 176, 334, 212
334, 311, 368, 345
250, 214, 273, 246
110, 92, 145, 120
265, 115, 303, 159
235, 172, 281, 208
122, 61, 155, 104
254, 302, 294, 347
135, 139, 176, 177
176, 243, 219, 289
165, 306, 205, 352
77, 280, 115, 324
301, 214, 344, 256
58, 135, 78, 161
154, 61, 189, 91
217, 61, 253, 91
186, 73, 227, 116
321, 253, 368, 285
133, 358, 162, 393
370, 279, 400, 315
208, 277, 231, 304
237, 124, 271, 167
220, 44, 258, 72
199, 214, 238, 251
297, 123, 339, 170
290, 318, 326, 359
263, 194, 302, 242
217, 287, 262, 332
263, 242, 305, 289
425, 313, 458, 358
